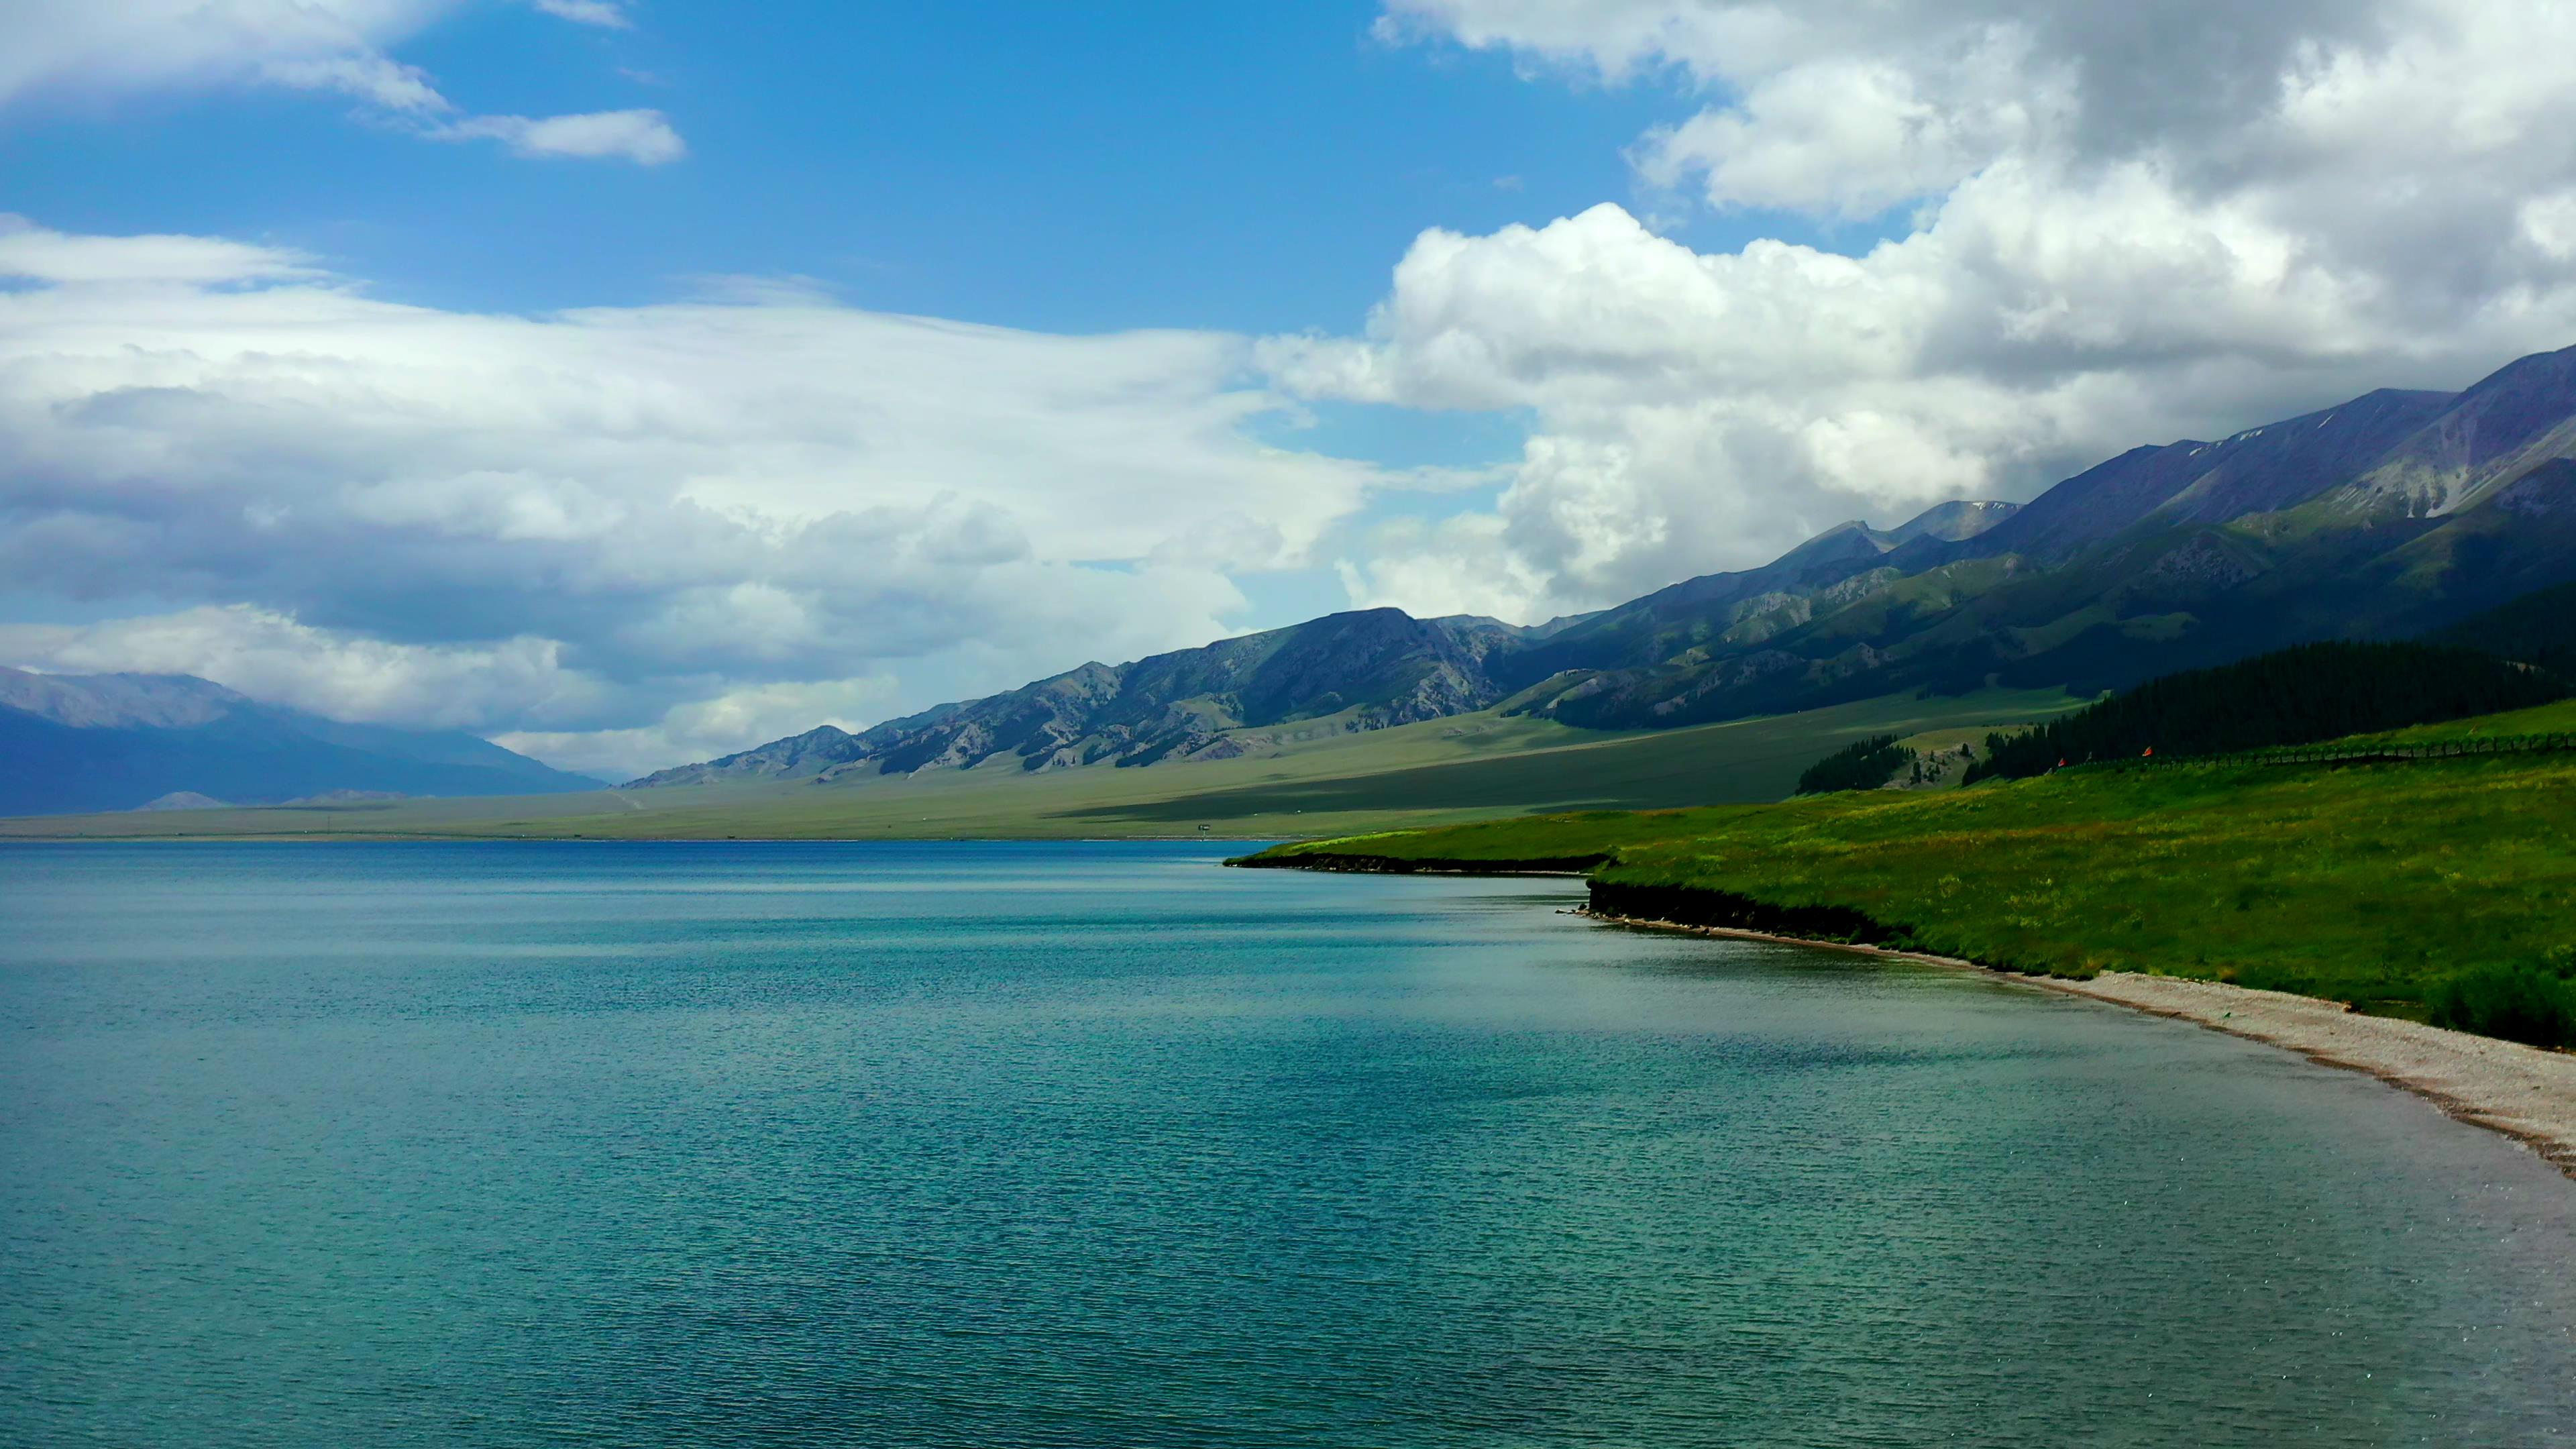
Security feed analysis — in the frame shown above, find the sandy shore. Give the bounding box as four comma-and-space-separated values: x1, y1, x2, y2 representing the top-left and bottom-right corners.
1582, 910, 2576, 1179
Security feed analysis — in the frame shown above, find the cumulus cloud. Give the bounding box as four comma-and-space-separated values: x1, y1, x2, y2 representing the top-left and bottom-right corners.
0, 607, 606, 733
1630, 38, 2063, 218
0, 221, 1412, 776
0, 603, 900, 780
1292, 0, 2576, 619
0, 0, 682, 164
493, 678, 908, 782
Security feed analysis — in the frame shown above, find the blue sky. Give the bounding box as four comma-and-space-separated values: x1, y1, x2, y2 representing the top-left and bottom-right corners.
3, 0, 2573, 774
0, 1, 1774, 638
6, 5, 1813, 334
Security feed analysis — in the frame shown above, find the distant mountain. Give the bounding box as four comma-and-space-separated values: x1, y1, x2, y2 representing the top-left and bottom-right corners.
633, 342, 2576, 790
1527, 344, 2576, 729
0, 669, 603, 817
1885, 498, 2023, 545
629, 608, 1534, 786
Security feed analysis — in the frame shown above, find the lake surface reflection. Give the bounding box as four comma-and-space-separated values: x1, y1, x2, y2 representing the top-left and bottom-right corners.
4, 841, 2571, 1446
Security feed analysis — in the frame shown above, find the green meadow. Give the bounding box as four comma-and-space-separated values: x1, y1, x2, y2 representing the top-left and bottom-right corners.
1244, 700, 2576, 1029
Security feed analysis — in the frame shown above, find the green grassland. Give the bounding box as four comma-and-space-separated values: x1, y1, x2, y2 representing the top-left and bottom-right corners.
1245, 706, 2576, 1022
0, 687, 2080, 842
2365, 698, 2576, 744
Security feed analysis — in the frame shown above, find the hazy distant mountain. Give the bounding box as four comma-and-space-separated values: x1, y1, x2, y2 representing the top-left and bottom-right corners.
135, 791, 229, 812
0, 669, 603, 817
633, 342, 2576, 789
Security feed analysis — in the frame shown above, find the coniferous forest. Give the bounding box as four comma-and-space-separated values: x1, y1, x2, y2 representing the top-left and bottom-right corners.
2436, 580, 2576, 680
1794, 735, 1916, 794
1963, 641, 2570, 783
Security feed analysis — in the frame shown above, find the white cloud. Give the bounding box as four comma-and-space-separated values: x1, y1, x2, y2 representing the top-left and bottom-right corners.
0, 222, 1417, 773
0, 606, 606, 733
0, 607, 925, 782
0, 0, 682, 164
0, 215, 317, 284
496, 678, 906, 782
0, 1, 459, 109
1334, 513, 1556, 623
258, 52, 451, 113
2525, 194, 2576, 266
436, 108, 685, 164
1631, 38, 2065, 218
533, 0, 629, 30
1283, 0, 2576, 621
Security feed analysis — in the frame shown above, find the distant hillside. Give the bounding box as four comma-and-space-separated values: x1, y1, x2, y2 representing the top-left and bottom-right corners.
2434, 572, 2576, 679
635, 341, 2576, 791
0, 669, 602, 817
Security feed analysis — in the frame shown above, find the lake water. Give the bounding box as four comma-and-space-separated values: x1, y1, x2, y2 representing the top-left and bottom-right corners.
3, 841, 2572, 1446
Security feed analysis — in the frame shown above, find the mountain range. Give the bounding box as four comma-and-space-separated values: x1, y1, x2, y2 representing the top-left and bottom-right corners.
635, 341, 2576, 791
0, 669, 602, 816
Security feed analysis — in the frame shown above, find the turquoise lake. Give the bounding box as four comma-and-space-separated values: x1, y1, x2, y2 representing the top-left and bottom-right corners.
3, 840, 2572, 1445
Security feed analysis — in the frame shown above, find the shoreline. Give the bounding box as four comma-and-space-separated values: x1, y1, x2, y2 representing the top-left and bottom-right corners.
1580, 908, 2576, 1179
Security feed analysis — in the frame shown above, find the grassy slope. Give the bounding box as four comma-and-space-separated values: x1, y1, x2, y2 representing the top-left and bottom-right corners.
1248, 708, 2576, 1018
0, 688, 2078, 841
2365, 698, 2576, 744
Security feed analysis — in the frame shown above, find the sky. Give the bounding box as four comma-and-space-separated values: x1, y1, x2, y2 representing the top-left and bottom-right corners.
5, 1, 2576, 778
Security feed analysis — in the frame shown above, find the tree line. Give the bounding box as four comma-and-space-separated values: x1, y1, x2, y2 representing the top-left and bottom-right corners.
1795, 735, 1915, 795
1961, 641, 2569, 784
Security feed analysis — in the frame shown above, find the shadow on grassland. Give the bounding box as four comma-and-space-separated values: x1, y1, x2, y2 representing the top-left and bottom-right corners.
1042, 688, 2090, 826
1055, 725, 1821, 824
1061, 689, 2086, 826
